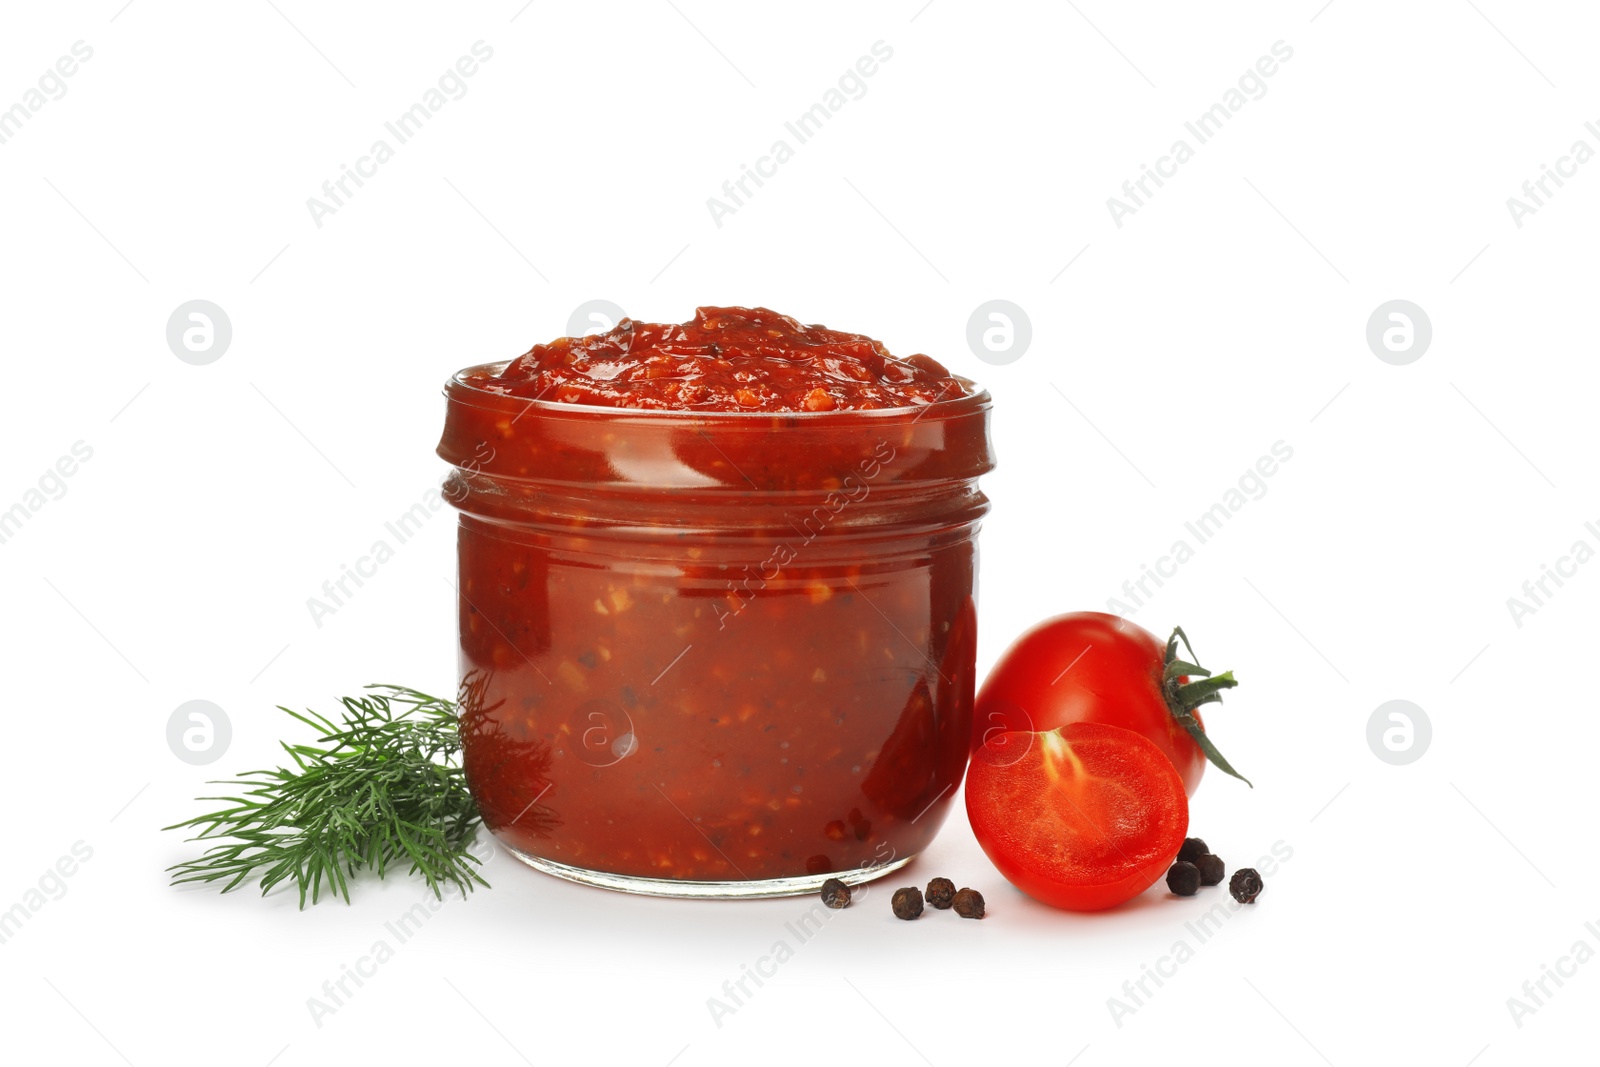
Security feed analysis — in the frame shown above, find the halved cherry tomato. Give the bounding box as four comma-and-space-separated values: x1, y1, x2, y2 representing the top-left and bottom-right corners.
965, 722, 1188, 911
973, 612, 1248, 797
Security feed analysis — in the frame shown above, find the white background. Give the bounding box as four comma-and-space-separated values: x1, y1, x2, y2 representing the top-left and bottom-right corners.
1, 1, 1596, 1064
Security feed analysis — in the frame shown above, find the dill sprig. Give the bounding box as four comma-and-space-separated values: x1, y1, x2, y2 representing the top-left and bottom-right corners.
164, 684, 488, 908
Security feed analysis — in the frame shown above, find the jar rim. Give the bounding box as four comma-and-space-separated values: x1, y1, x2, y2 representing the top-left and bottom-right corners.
443, 361, 992, 425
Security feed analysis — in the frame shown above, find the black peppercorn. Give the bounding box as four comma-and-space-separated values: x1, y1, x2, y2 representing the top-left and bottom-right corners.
1177, 837, 1209, 864
1166, 861, 1201, 896
951, 887, 985, 919
926, 877, 956, 910
1229, 867, 1263, 903
1196, 853, 1225, 886
820, 877, 851, 909
891, 886, 924, 920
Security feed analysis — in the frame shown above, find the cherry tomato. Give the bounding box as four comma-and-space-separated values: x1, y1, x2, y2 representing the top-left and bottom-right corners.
965, 722, 1188, 911
974, 612, 1247, 797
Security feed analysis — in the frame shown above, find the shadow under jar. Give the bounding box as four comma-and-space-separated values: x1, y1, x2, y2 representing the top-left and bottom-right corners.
438, 366, 995, 897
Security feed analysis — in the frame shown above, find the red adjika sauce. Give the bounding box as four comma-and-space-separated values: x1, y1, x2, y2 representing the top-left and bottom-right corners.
439, 308, 993, 894
468, 305, 968, 413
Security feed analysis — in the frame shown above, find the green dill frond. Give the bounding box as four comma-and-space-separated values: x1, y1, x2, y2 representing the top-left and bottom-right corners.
164, 685, 488, 908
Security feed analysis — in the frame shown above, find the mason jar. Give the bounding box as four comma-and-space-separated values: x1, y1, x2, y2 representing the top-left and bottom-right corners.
437, 364, 994, 897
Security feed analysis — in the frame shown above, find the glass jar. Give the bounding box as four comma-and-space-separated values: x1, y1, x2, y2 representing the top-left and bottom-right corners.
437, 364, 994, 897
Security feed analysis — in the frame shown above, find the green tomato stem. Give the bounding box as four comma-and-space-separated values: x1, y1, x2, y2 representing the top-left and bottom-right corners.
1164, 628, 1252, 787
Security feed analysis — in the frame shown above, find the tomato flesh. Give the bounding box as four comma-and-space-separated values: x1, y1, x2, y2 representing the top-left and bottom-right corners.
974, 611, 1207, 796
965, 722, 1188, 912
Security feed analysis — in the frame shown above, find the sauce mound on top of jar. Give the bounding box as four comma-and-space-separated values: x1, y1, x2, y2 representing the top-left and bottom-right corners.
467, 305, 969, 412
